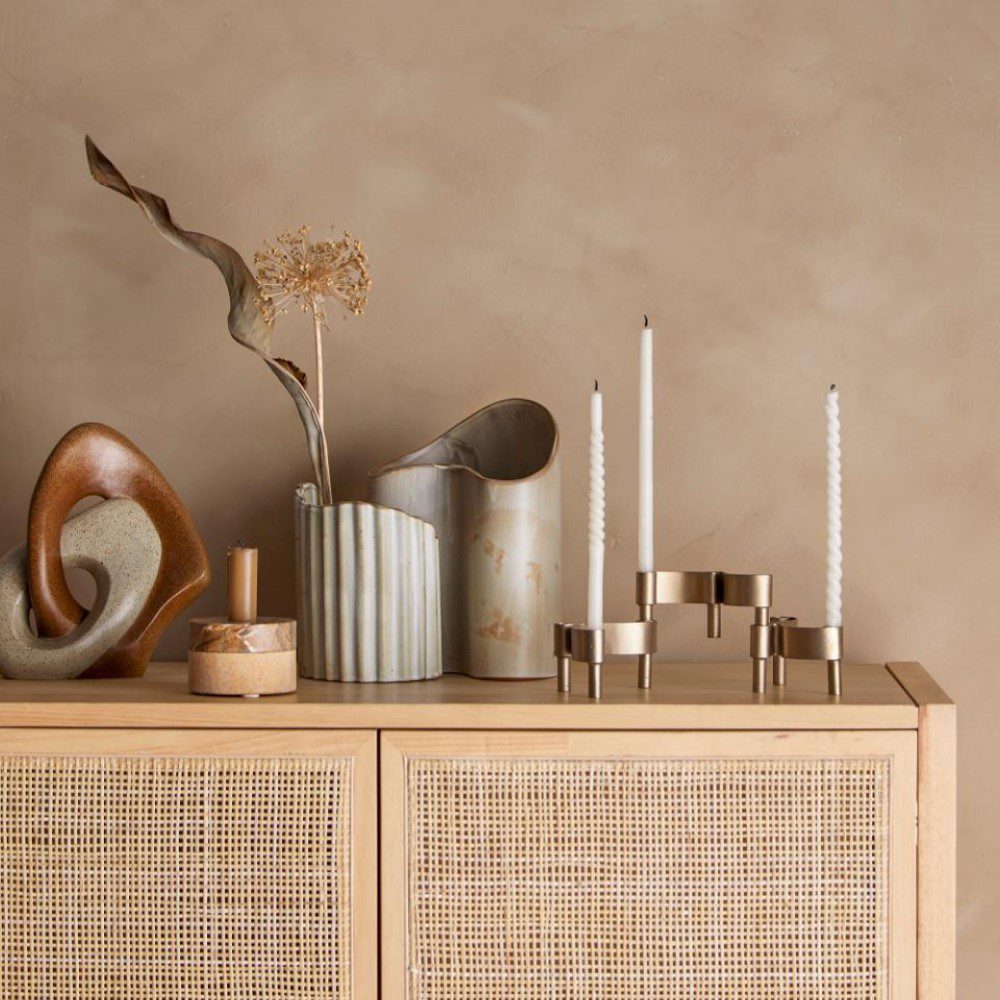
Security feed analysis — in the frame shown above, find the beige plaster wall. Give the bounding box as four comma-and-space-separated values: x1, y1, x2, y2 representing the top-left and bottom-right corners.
0, 0, 994, 989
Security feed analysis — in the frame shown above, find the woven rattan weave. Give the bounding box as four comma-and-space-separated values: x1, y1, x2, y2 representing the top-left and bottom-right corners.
0, 755, 352, 998
407, 756, 889, 999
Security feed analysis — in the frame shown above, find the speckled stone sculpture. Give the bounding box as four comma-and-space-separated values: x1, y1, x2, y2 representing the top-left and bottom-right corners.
0, 423, 210, 680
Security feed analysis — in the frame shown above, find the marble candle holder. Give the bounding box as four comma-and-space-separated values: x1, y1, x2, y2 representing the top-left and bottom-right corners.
188, 617, 297, 697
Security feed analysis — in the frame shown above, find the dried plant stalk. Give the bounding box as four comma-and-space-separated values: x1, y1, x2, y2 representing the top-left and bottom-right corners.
313, 306, 325, 428
85, 138, 333, 502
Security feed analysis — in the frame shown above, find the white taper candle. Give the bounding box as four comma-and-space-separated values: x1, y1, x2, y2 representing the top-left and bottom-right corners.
826, 385, 842, 627
638, 316, 654, 572
587, 380, 605, 628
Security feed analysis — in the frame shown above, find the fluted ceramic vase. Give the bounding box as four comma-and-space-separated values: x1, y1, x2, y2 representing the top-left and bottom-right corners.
370, 398, 560, 679
294, 484, 442, 681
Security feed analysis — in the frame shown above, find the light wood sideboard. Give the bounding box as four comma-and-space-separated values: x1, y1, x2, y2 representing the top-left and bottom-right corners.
0, 660, 954, 999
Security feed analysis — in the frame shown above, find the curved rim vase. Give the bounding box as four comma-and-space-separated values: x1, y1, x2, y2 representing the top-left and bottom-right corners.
294, 484, 442, 682
369, 398, 560, 679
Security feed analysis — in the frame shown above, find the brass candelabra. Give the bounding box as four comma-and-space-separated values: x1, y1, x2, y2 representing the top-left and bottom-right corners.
554, 569, 843, 699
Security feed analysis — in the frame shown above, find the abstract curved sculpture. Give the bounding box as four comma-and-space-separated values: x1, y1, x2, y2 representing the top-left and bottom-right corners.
0, 424, 210, 680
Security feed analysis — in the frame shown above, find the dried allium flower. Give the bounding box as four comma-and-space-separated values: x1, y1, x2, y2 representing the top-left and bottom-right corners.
253, 224, 372, 442
253, 225, 371, 323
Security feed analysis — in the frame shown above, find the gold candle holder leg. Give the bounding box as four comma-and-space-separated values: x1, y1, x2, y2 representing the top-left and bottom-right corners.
553, 623, 573, 694
637, 652, 652, 689
637, 603, 653, 689
769, 615, 796, 686
589, 659, 603, 699
827, 658, 842, 697
751, 606, 770, 694
773, 654, 787, 686
557, 655, 571, 693
707, 602, 722, 638
580, 625, 605, 700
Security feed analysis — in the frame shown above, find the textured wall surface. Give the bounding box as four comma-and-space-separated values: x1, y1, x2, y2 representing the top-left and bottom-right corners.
0, 0, 994, 989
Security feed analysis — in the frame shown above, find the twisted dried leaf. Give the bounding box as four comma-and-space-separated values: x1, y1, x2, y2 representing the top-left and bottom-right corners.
274, 357, 308, 389
85, 136, 332, 502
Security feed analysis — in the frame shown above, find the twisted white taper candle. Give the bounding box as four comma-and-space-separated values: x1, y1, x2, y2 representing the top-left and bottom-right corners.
587, 380, 605, 628
826, 385, 842, 627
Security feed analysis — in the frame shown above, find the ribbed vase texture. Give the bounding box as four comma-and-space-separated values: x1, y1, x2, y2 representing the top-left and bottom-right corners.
294, 484, 442, 681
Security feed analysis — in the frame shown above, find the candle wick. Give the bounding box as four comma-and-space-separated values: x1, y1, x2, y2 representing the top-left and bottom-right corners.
594, 379, 599, 392
829, 383, 837, 392
643, 313, 649, 327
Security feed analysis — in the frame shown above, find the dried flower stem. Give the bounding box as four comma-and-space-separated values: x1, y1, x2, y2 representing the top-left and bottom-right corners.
311, 301, 325, 430
310, 301, 332, 497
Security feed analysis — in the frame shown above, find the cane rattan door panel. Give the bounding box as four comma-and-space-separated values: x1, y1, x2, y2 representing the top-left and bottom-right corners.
382, 730, 916, 1000
0, 729, 376, 1000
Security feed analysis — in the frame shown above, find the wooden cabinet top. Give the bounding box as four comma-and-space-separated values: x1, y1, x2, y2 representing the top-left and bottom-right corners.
0, 660, 944, 730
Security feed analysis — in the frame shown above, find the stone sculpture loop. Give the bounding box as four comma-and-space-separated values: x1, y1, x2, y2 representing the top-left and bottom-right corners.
0, 423, 209, 680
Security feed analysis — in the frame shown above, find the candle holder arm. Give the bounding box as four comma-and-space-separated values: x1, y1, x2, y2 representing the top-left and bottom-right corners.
636, 570, 773, 692
552, 621, 657, 699
770, 619, 843, 696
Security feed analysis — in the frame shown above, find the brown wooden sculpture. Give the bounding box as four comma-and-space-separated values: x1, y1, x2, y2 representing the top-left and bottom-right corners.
24, 423, 210, 678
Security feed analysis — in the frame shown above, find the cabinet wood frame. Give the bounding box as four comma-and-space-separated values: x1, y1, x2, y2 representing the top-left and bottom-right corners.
888, 662, 957, 1000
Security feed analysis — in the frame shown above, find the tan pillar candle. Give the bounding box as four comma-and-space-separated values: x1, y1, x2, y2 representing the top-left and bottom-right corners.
227, 545, 258, 623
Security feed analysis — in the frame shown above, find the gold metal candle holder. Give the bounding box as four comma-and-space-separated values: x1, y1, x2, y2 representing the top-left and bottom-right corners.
553, 574, 845, 699
770, 618, 844, 696
635, 570, 773, 692
553, 621, 657, 699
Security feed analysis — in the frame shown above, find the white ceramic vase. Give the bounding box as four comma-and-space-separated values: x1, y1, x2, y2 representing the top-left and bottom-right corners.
294, 484, 442, 682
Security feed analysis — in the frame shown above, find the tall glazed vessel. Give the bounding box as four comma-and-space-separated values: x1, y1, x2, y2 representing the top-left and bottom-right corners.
370, 398, 560, 679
